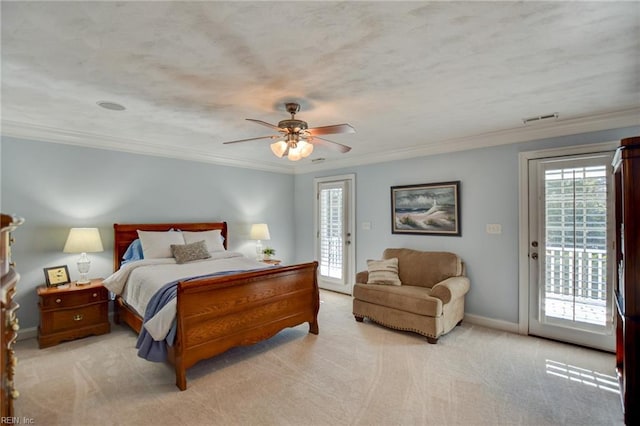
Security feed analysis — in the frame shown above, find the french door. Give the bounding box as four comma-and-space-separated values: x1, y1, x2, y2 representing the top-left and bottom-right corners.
527, 152, 615, 351
314, 175, 355, 294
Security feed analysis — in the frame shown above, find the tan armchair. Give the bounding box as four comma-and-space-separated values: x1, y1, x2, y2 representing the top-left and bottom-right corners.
352, 248, 470, 343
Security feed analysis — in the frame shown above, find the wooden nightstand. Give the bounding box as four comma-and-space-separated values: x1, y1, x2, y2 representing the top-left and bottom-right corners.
37, 278, 110, 348
261, 259, 281, 265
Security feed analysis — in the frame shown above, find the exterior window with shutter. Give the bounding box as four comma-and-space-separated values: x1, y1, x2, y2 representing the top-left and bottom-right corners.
319, 184, 344, 280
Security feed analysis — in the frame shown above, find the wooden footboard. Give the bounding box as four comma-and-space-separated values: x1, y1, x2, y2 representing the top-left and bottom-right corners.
173, 261, 319, 390
116, 261, 319, 390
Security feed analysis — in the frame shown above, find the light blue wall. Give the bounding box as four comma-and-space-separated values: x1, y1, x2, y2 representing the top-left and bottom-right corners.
1, 136, 295, 329
293, 126, 640, 324
3, 126, 639, 331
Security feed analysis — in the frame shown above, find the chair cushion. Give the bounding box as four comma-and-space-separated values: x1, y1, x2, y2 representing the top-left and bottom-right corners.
353, 283, 443, 317
366, 258, 401, 286
383, 249, 462, 288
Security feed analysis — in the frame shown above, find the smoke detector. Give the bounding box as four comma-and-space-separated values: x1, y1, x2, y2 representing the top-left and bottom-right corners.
97, 101, 126, 111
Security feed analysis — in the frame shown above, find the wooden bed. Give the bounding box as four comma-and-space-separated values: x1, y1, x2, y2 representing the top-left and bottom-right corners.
112, 221, 319, 391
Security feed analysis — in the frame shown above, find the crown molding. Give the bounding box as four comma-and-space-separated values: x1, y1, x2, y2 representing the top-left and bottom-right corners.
295, 107, 640, 173
3, 107, 638, 175
0, 120, 295, 174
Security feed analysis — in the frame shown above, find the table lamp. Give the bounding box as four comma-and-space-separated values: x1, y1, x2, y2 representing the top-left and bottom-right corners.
63, 227, 104, 285
250, 223, 270, 261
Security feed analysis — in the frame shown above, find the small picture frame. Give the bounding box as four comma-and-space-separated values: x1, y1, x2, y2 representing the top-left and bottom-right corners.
43, 265, 71, 287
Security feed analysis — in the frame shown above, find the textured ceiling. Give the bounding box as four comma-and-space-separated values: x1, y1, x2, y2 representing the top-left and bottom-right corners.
2, 1, 639, 173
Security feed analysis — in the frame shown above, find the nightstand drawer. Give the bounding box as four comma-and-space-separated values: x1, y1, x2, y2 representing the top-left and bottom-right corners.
40, 302, 107, 334
37, 279, 110, 348
40, 287, 108, 309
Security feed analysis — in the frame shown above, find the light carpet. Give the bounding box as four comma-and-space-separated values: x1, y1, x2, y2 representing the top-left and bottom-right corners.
14, 290, 622, 425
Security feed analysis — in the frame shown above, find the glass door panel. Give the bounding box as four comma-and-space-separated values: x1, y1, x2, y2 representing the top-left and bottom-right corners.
529, 153, 615, 351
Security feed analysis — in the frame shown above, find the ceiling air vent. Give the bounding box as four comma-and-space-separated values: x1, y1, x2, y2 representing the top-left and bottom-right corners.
311, 158, 326, 163
522, 112, 558, 125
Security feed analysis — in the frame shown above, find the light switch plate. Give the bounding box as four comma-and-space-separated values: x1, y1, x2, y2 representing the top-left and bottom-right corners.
486, 224, 502, 234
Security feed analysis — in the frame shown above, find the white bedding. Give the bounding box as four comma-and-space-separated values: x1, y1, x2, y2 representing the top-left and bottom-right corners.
103, 251, 270, 340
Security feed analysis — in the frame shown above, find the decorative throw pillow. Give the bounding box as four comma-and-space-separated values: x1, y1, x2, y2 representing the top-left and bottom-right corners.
366, 258, 401, 286
171, 240, 212, 264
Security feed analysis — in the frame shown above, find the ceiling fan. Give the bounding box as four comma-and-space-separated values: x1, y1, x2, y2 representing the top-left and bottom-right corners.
222, 102, 355, 161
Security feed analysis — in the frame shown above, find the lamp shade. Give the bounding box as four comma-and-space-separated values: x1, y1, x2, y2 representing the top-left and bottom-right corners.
249, 224, 270, 241
299, 140, 314, 157
63, 228, 104, 253
270, 141, 288, 158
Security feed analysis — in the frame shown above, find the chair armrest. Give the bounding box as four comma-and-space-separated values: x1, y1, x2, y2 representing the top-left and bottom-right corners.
430, 276, 470, 304
355, 270, 369, 284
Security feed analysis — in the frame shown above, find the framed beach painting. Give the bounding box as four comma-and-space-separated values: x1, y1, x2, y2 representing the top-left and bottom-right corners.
390, 181, 461, 236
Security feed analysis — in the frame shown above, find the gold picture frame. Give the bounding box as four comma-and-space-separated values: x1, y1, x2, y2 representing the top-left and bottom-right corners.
43, 265, 71, 287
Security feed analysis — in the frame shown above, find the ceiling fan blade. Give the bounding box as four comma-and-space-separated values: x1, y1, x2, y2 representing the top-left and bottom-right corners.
222, 135, 277, 144
306, 123, 355, 136
311, 136, 352, 153
246, 118, 283, 131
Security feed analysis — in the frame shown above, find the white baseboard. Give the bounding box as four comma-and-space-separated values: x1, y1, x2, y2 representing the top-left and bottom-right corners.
19, 313, 518, 341
464, 313, 520, 334
18, 326, 37, 341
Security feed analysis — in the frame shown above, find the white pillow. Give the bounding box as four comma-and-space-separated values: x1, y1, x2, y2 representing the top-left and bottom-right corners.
366, 258, 401, 286
182, 230, 226, 253
137, 230, 185, 259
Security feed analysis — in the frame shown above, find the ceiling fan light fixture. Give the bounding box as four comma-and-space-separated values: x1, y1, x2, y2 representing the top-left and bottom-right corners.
223, 102, 354, 160
285, 140, 313, 161
287, 149, 302, 161
270, 141, 288, 158
299, 140, 314, 158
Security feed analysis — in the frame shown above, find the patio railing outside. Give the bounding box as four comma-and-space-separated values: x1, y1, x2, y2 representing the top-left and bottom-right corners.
544, 246, 607, 326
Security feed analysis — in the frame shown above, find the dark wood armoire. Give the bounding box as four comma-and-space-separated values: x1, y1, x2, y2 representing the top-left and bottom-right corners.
613, 136, 640, 425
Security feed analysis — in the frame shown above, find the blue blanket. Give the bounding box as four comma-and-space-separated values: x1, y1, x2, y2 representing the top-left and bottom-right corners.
136, 269, 261, 362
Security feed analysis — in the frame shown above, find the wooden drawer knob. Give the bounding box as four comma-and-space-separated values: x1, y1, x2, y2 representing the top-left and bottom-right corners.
56, 298, 62, 303
93, 293, 98, 298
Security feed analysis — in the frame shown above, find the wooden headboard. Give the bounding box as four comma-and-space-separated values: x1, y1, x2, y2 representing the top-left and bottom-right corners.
113, 222, 228, 272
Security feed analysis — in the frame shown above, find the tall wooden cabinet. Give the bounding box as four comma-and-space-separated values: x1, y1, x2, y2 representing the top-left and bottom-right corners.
1, 213, 23, 418
613, 136, 640, 425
